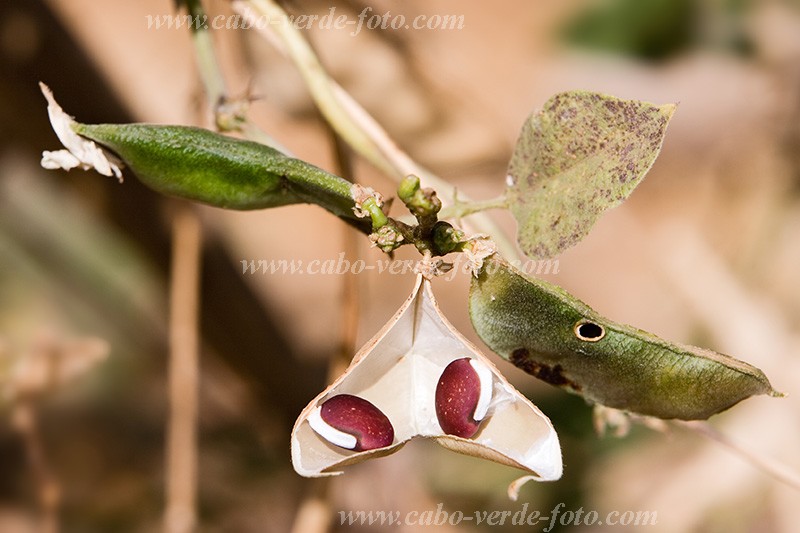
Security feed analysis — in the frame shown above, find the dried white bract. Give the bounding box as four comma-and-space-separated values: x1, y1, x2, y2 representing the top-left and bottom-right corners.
463, 236, 497, 277
39, 82, 123, 181
413, 254, 449, 279
350, 184, 384, 218
291, 275, 562, 496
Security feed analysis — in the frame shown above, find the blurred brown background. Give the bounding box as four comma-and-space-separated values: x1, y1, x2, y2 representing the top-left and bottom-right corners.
1, 0, 799, 531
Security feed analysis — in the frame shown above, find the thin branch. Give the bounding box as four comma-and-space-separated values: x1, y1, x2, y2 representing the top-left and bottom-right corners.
438, 193, 510, 221
164, 205, 203, 533
675, 420, 800, 491
185, 0, 286, 151
290, 480, 333, 533
160, 5, 213, 533
231, 0, 521, 261
184, 0, 226, 107
233, 0, 393, 174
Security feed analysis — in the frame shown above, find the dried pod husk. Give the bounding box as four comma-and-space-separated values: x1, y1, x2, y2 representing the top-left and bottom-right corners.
291, 275, 562, 484
469, 255, 782, 420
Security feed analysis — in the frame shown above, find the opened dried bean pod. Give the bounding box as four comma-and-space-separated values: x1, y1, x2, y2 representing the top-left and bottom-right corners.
291, 274, 562, 487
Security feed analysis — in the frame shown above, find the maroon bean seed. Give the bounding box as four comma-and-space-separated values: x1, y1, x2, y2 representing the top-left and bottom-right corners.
309, 394, 394, 451
435, 358, 492, 438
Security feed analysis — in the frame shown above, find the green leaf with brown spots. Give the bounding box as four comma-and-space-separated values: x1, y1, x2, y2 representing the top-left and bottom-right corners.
507, 91, 676, 259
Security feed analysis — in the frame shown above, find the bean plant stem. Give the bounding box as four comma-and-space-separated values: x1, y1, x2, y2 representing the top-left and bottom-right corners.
234, 0, 394, 176
439, 194, 510, 221
289, 481, 334, 533
185, 0, 287, 151
675, 421, 800, 491
164, 205, 202, 533
184, 0, 226, 107
232, 0, 522, 261
162, 4, 216, 532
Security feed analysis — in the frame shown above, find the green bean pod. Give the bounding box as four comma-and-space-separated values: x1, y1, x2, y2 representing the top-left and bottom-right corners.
469, 255, 780, 420
74, 123, 368, 230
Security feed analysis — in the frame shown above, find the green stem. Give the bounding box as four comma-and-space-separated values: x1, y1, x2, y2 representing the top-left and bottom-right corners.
439, 194, 510, 220
184, 0, 226, 106
362, 198, 389, 229
185, 0, 287, 153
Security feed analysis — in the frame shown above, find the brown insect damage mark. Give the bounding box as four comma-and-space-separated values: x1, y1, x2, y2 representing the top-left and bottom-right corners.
510, 348, 582, 392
